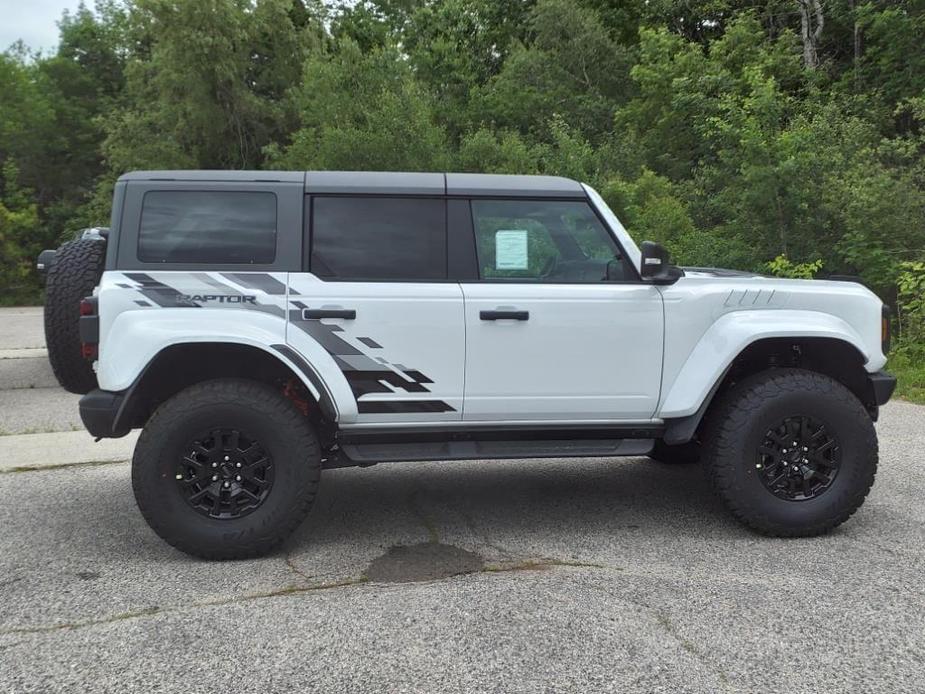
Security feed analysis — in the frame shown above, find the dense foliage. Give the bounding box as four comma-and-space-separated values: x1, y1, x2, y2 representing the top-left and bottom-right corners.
1, 2, 923, 343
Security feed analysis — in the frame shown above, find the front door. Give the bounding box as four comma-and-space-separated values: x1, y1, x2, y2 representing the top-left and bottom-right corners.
461, 198, 664, 422
287, 195, 465, 425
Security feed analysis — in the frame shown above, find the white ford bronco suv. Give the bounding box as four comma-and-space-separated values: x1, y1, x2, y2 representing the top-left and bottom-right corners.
38, 170, 896, 559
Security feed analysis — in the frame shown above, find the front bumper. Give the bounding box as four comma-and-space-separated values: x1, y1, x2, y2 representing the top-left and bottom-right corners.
79, 389, 129, 438
867, 370, 897, 406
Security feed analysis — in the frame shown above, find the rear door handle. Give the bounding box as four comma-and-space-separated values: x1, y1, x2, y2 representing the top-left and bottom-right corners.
302, 308, 356, 320
480, 310, 529, 321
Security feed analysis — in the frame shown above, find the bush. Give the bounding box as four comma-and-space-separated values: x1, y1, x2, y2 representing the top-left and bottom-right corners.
0, 162, 44, 305
765, 255, 823, 279
896, 261, 925, 355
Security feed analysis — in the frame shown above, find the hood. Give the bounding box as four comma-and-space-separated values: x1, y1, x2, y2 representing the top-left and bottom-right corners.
681, 266, 765, 279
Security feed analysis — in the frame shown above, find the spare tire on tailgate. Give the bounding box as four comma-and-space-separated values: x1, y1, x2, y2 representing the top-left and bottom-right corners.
43, 238, 106, 394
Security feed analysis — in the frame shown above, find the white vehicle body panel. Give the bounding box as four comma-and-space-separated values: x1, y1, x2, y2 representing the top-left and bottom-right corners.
460, 282, 663, 420
655, 275, 887, 418
93, 271, 325, 394
287, 274, 466, 425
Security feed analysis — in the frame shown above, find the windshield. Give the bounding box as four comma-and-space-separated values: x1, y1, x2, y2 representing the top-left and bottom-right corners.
582, 183, 641, 271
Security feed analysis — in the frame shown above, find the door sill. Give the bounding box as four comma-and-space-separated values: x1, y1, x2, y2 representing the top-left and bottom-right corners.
326, 422, 662, 468
325, 437, 654, 468
338, 422, 663, 444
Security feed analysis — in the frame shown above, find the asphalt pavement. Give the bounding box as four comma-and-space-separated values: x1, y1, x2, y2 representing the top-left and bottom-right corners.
1, 306, 923, 693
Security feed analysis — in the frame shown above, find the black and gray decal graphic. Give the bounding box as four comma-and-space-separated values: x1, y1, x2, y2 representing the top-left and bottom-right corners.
289, 300, 455, 414
121, 272, 285, 317
221, 273, 287, 295
124, 273, 199, 307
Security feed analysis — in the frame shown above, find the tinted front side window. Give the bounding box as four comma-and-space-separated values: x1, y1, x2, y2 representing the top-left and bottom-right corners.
138, 191, 277, 264
471, 199, 630, 282
311, 197, 446, 281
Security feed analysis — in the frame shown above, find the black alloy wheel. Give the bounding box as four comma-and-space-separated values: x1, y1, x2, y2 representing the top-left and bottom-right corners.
756, 415, 840, 501
176, 428, 274, 519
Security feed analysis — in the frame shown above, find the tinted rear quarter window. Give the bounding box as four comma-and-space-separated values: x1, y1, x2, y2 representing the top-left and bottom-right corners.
138, 191, 277, 264
310, 197, 446, 281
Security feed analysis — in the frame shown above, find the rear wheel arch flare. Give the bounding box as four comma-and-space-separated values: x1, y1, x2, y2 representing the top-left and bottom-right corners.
117, 341, 336, 432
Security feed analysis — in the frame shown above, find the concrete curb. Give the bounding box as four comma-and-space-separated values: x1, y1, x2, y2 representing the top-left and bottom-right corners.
0, 356, 58, 389
0, 348, 48, 360
0, 430, 138, 473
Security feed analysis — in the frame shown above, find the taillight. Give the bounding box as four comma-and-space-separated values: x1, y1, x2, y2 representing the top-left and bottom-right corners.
79, 296, 100, 361
881, 305, 891, 355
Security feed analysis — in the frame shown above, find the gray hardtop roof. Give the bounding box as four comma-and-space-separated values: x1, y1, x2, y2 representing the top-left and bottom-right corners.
118, 170, 585, 198
118, 170, 306, 183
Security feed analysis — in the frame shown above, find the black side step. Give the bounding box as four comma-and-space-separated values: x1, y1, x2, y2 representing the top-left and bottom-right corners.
325, 438, 654, 468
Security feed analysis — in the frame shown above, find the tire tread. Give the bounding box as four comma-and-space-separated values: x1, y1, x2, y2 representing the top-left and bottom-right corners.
132, 378, 321, 560
43, 238, 106, 394
702, 368, 877, 537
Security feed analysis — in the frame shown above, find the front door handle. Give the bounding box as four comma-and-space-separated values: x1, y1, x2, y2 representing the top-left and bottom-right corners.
302, 308, 356, 320
480, 310, 529, 321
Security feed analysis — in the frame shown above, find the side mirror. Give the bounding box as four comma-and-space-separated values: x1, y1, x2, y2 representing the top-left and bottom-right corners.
36, 249, 56, 277
640, 241, 684, 285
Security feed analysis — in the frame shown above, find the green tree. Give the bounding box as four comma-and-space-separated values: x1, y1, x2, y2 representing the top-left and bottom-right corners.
270, 40, 448, 170
476, 0, 634, 142
102, 0, 322, 173
0, 163, 43, 305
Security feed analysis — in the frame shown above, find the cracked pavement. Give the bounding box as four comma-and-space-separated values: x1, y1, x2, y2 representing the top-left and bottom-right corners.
1, 306, 924, 693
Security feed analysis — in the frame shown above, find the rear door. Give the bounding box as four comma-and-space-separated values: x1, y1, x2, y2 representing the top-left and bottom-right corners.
287, 195, 465, 425
460, 197, 664, 422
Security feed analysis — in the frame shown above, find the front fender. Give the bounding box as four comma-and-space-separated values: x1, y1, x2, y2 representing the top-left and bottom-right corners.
658, 310, 870, 419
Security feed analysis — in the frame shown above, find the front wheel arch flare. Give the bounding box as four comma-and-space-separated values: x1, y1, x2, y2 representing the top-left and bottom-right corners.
662, 337, 872, 445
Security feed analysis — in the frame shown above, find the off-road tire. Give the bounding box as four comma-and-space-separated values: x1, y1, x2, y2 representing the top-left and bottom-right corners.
702, 368, 877, 537
649, 441, 701, 465
43, 238, 106, 394
132, 379, 322, 560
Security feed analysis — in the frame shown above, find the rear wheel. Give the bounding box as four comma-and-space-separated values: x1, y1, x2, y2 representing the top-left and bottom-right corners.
43, 238, 105, 394
702, 368, 877, 537
132, 379, 321, 559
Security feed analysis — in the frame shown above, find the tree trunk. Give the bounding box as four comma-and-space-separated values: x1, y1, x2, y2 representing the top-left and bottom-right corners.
797, 0, 824, 70
851, 0, 862, 90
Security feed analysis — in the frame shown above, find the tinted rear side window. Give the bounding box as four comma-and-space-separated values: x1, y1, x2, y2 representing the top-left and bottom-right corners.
138, 191, 277, 264
311, 197, 446, 281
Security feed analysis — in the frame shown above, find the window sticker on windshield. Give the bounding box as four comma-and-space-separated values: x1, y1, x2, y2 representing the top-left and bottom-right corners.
495, 230, 528, 270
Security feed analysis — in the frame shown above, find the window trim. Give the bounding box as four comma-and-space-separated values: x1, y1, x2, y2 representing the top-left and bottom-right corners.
464, 196, 643, 285
137, 189, 279, 265
306, 194, 452, 283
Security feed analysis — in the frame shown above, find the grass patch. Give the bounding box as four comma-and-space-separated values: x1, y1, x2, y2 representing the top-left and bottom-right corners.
888, 351, 925, 405
0, 289, 43, 307
0, 459, 129, 475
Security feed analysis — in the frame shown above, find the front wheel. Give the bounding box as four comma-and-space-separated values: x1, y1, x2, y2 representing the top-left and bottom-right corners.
702, 368, 877, 537
132, 379, 321, 559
